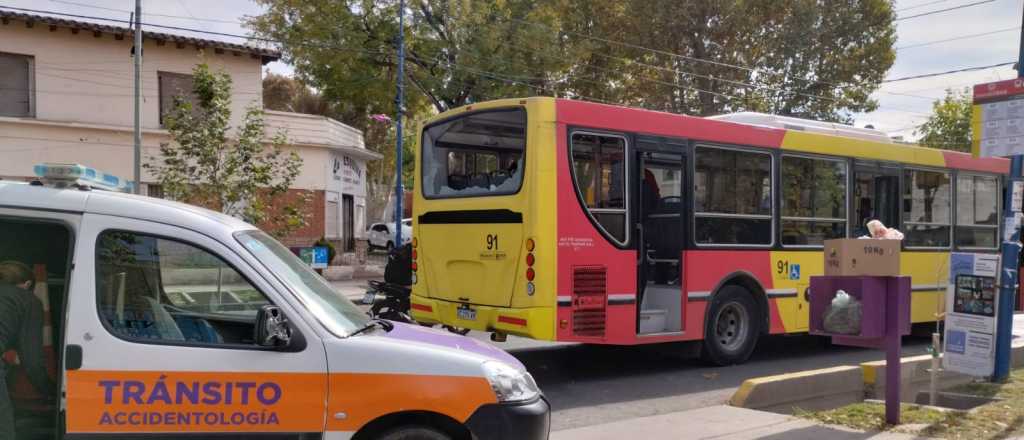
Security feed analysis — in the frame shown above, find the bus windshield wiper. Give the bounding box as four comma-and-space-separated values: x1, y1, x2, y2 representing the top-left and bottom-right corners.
347, 318, 394, 337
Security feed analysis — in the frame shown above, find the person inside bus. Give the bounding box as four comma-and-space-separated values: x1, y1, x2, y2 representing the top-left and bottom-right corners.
0, 261, 56, 440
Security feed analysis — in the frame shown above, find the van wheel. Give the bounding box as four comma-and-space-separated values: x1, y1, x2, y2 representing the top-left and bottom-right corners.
377, 426, 451, 440
701, 285, 758, 366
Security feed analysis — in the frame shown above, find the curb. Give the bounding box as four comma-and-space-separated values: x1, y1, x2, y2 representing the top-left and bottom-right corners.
729, 365, 863, 413
731, 341, 1024, 413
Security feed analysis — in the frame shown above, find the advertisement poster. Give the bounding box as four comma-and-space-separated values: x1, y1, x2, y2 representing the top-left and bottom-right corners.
943, 253, 1000, 377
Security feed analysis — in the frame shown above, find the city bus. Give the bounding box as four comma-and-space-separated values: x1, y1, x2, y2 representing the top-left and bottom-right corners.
408, 97, 1008, 365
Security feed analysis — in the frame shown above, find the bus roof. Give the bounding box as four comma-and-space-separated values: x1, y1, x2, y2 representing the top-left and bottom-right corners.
552, 98, 1009, 174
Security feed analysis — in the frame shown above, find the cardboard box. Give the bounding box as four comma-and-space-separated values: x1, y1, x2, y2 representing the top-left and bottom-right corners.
823, 239, 901, 276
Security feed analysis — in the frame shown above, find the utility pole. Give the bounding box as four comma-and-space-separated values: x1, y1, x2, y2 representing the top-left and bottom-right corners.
992, 4, 1024, 382
393, 0, 405, 248
132, 0, 142, 194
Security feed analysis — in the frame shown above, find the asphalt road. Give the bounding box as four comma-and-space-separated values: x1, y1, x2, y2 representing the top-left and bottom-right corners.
331, 279, 933, 432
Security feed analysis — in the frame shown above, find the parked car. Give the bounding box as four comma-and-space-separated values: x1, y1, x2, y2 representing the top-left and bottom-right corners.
367, 219, 413, 251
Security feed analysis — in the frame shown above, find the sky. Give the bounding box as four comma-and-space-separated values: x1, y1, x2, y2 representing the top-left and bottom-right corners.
1, 0, 1022, 140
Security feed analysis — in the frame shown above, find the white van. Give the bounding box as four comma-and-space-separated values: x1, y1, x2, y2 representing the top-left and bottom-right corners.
0, 175, 549, 440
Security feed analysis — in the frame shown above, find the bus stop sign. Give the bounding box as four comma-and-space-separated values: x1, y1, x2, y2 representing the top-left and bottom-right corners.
973, 78, 1024, 158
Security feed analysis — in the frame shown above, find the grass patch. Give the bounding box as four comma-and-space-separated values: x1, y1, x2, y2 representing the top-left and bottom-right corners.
798, 369, 1024, 439
797, 403, 952, 432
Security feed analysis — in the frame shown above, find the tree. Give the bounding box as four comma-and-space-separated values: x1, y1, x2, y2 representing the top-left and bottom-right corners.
916, 88, 973, 152
145, 63, 307, 237
250, 0, 896, 122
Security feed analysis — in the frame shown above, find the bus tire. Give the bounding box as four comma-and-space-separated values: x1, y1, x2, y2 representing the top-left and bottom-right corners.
701, 285, 759, 366
377, 426, 451, 440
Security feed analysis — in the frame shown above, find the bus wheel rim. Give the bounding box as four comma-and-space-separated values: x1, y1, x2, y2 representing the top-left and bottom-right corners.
715, 301, 748, 352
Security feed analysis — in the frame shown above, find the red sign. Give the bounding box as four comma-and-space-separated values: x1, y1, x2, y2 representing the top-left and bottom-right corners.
974, 78, 1024, 103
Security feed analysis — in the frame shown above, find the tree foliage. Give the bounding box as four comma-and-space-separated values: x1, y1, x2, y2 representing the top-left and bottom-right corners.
916, 88, 973, 153
250, 0, 896, 122
145, 63, 307, 237
260, 72, 412, 222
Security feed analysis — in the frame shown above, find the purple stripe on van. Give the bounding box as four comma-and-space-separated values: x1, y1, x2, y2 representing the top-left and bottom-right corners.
383, 322, 524, 369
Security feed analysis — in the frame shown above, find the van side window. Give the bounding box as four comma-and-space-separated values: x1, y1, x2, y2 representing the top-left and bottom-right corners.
96, 230, 270, 346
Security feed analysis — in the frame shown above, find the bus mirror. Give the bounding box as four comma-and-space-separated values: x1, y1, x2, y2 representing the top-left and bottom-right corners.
255, 305, 292, 349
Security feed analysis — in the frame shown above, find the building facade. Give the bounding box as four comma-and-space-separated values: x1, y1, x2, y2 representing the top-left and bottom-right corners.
0, 10, 381, 250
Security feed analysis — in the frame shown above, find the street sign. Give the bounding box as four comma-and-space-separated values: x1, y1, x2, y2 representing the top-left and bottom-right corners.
973, 78, 1024, 157
300, 246, 329, 269
944, 253, 1001, 377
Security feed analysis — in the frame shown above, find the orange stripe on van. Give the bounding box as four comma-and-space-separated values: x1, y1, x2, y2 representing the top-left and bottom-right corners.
65, 371, 327, 433
325, 373, 497, 431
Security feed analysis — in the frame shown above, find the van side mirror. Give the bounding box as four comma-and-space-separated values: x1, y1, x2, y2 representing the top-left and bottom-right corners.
255, 305, 292, 349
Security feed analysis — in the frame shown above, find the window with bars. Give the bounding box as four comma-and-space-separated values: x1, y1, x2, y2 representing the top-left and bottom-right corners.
158, 71, 198, 126
0, 52, 34, 117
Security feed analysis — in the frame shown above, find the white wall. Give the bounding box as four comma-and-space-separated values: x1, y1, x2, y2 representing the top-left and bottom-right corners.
0, 23, 263, 130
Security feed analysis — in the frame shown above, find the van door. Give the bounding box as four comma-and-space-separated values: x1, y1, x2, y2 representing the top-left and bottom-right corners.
64, 213, 328, 439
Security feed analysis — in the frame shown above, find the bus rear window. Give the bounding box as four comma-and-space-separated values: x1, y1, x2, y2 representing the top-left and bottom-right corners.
421, 108, 526, 198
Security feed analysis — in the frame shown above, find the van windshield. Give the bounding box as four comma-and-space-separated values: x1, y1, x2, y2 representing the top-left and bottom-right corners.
235, 230, 369, 337
421, 108, 526, 198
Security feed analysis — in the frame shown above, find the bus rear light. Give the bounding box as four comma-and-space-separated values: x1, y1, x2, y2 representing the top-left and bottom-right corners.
526, 282, 535, 296
526, 253, 535, 266
411, 273, 417, 285
526, 267, 535, 281
411, 261, 418, 272
412, 237, 418, 248
411, 303, 432, 312
525, 238, 535, 252
412, 249, 418, 260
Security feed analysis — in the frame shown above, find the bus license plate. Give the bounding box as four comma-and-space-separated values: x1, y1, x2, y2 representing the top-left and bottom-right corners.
457, 305, 476, 321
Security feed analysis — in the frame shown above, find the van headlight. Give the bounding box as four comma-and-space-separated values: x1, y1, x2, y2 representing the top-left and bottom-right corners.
481, 361, 540, 403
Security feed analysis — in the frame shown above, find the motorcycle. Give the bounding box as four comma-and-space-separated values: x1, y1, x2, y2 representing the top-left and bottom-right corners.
362, 243, 471, 335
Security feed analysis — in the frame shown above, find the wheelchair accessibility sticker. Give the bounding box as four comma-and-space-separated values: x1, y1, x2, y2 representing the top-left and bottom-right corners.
788, 264, 801, 281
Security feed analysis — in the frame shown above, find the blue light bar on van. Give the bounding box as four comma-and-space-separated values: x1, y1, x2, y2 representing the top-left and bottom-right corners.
33, 163, 134, 193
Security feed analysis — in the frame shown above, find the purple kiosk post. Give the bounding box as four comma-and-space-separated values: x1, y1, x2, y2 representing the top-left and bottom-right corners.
810, 276, 911, 425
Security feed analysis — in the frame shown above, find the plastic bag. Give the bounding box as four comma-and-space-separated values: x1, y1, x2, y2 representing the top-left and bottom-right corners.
862, 220, 904, 240
823, 290, 863, 335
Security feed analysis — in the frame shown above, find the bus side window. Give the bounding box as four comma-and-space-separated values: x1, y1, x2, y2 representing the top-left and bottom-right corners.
903, 168, 952, 248
693, 146, 772, 246
571, 133, 628, 244
781, 155, 847, 246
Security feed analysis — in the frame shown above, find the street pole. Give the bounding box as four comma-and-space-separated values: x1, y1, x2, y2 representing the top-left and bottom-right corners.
132, 0, 142, 194
992, 4, 1024, 382
393, 0, 405, 248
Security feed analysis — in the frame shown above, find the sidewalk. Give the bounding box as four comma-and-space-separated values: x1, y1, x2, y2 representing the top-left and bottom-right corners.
550, 405, 927, 440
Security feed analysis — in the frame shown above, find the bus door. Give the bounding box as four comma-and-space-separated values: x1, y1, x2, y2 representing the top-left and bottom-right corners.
853, 161, 901, 236
636, 147, 685, 335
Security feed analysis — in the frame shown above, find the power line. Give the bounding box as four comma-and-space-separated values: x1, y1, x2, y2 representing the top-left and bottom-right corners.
896, 0, 950, 12
896, 26, 1020, 50
894, 0, 996, 21
48, 0, 240, 24
882, 61, 1016, 82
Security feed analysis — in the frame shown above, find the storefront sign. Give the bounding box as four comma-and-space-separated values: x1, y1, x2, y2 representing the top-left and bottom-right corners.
332, 154, 366, 197
944, 253, 1000, 377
